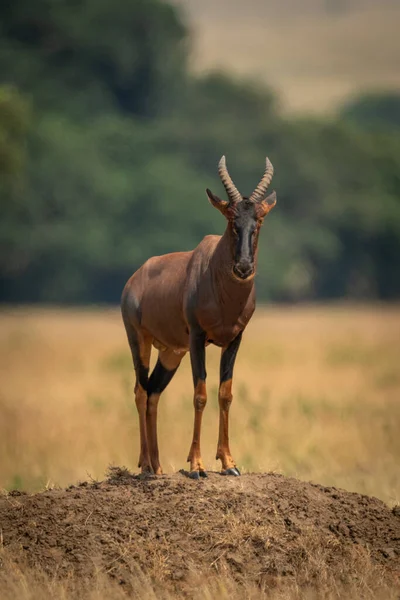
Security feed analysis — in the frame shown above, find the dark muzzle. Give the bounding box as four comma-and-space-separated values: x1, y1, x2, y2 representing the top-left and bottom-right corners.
233, 260, 254, 280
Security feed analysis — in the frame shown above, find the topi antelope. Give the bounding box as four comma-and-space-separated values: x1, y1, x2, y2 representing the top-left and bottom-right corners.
121, 156, 276, 478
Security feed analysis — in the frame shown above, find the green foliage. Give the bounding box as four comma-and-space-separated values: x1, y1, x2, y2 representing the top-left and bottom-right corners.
0, 85, 30, 177
342, 91, 400, 130
0, 0, 187, 118
0, 0, 399, 303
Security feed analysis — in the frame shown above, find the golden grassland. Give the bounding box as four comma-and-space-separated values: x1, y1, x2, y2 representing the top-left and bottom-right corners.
175, 0, 400, 113
2, 554, 399, 600
1, 304, 399, 504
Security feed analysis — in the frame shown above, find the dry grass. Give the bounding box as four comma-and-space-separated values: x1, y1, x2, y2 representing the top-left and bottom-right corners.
1, 544, 398, 600
174, 0, 400, 113
1, 304, 399, 504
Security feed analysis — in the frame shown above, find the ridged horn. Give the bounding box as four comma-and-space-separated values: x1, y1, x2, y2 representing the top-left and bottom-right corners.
249, 157, 274, 203
218, 155, 242, 205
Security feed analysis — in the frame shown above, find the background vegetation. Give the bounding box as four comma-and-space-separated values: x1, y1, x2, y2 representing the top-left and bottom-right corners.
1, 0, 399, 304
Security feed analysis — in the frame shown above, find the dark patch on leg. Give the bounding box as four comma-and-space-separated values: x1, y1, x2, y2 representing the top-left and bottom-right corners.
138, 364, 149, 390
190, 328, 207, 385
147, 359, 178, 396
220, 331, 242, 383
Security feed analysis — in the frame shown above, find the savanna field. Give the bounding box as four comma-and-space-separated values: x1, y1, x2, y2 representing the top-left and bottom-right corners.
1, 305, 400, 599
1, 305, 399, 501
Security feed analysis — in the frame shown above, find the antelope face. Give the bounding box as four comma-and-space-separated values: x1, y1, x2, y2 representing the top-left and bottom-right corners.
231, 199, 258, 280
206, 155, 277, 281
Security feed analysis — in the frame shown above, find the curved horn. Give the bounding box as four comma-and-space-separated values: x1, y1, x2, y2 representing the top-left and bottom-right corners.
218, 155, 242, 205
249, 157, 274, 203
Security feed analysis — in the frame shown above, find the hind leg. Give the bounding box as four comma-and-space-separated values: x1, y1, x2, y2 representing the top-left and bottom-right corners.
122, 315, 153, 474
147, 349, 185, 474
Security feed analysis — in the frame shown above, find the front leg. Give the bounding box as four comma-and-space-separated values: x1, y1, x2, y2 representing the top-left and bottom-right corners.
216, 331, 242, 476
187, 328, 208, 479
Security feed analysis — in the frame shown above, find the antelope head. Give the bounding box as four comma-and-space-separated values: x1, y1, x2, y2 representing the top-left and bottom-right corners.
206, 156, 277, 281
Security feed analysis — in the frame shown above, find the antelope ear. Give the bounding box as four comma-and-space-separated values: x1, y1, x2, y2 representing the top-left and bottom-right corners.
257, 191, 277, 217
206, 188, 229, 215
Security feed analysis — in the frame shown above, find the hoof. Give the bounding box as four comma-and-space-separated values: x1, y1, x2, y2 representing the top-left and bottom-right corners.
138, 465, 155, 479
221, 467, 241, 477
138, 471, 156, 480
179, 469, 208, 480
188, 470, 208, 480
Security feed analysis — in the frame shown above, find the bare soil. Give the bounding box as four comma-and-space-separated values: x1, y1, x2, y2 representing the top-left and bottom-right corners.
1, 468, 399, 596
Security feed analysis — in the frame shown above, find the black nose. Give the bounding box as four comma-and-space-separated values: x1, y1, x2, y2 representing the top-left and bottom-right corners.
233, 262, 254, 280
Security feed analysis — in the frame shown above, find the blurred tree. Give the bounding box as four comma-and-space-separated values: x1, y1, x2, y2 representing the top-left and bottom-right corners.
0, 0, 187, 117
341, 92, 400, 130
0, 0, 399, 304
1, 113, 219, 301
0, 85, 32, 283
0, 85, 30, 177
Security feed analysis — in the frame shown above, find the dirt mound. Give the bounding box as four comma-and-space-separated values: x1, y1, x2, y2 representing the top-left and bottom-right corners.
1, 469, 400, 596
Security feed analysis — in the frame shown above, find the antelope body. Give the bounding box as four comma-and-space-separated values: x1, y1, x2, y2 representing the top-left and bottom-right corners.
121, 156, 276, 478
